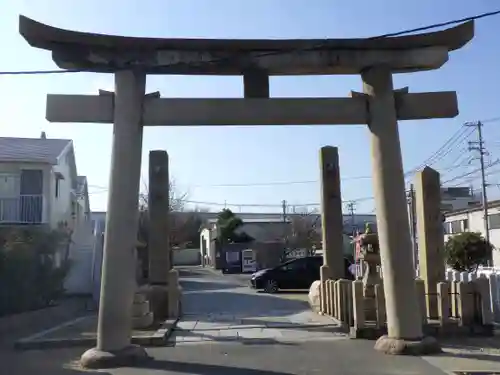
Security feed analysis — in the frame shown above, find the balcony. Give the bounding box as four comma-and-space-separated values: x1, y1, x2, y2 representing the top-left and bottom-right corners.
0, 195, 44, 224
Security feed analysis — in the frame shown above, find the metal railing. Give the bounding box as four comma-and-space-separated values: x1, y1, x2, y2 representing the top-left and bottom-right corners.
0, 195, 44, 224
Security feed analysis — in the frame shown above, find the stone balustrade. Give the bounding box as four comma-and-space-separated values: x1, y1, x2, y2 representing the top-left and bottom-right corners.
312, 275, 495, 339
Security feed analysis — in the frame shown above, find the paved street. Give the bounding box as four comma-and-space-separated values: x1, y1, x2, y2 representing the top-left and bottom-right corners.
2, 266, 500, 374
171, 266, 344, 345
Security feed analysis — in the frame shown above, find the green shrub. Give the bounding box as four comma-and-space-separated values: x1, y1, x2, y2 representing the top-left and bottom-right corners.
444, 231, 492, 272
0, 226, 71, 316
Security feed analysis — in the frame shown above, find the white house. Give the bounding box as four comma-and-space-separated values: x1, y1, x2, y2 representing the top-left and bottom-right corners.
444, 201, 500, 267
0, 134, 94, 294
89, 211, 107, 303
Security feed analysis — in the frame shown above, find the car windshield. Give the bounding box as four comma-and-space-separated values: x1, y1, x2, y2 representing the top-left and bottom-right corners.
277, 258, 309, 271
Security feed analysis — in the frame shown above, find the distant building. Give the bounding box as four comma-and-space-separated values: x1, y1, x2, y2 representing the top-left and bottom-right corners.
199, 211, 376, 268
444, 200, 500, 267
441, 186, 482, 213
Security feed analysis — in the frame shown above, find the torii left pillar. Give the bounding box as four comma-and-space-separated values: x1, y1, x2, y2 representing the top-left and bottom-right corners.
81, 70, 150, 368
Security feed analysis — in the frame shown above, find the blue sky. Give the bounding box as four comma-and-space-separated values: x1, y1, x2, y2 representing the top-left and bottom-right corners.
1, 0, 500, 213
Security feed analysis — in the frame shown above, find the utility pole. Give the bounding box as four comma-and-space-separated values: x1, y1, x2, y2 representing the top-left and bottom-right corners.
466, 121, 491, 264
346, 201, 356, 234
407, 184, 418, 271
281, 199, 289, 260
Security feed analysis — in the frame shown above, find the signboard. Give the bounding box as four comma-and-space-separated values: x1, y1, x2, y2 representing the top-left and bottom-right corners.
241, 249, 256, 273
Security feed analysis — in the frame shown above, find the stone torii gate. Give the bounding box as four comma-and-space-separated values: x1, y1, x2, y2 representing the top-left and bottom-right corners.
18, 15, 474, 367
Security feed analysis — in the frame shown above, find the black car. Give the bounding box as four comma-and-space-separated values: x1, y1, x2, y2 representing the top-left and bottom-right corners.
250, 256, 354, 293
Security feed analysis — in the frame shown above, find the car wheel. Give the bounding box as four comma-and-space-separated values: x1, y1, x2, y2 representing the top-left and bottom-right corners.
264, 279, 279, 293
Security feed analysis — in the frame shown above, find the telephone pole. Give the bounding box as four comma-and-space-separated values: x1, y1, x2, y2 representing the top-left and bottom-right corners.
346, 201, 356, 234
466, 121, 491, 264
407, 184, 418, 270
282, 199, 287, 223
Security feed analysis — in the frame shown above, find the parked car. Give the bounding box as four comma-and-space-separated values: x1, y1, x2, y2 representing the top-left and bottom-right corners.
249, 255, 354, 293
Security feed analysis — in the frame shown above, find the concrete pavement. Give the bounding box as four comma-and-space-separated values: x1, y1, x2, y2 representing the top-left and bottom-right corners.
3, 266, 500, 374
172, 266, 343, 346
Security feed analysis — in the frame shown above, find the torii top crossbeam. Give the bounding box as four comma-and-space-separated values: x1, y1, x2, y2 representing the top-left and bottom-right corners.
19, 16, 474, 75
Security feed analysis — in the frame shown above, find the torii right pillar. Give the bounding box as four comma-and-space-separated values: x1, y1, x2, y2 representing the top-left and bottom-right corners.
364, 66, 441, 355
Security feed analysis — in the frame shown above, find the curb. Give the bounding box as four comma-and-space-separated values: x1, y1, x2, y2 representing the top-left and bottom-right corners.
14, 316, 180, 350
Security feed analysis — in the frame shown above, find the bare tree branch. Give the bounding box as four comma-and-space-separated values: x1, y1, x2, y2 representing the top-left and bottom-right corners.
281, 211, 321, 261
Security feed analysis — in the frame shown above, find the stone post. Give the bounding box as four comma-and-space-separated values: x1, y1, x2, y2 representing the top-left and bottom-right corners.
415, 167, 445, 319
146, 150, 171, 321
149, 150, 171, 280
437, 282, 450, 327
81, 70, 149, 368
363, 66, 439, 354
319, 146, 345, 281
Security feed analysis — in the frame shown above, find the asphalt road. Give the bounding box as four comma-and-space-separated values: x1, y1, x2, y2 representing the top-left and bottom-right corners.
4, 266, 497, 374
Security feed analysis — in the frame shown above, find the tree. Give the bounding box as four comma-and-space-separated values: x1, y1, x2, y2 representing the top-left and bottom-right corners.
216, 209, 253, 244
444, 231, 493, 272
137, 180, 193, 281
172, 209, 208, 248
137, 180, 189, 248
281, 213, 320, 262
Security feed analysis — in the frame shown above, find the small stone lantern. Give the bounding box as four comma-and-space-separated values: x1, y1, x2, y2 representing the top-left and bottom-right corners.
353, 230, 382, 320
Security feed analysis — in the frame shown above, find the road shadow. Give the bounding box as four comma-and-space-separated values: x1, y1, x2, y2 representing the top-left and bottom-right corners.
256, 290, 309, 295
182, 290, 310, 317
179, 290, 342, 333
436, 334, 500, 363
177, 267, 211, 278
132, 358, 294, 375
171, 328, 300, 346
180, 279, 243, 292
0, 347, 111, 375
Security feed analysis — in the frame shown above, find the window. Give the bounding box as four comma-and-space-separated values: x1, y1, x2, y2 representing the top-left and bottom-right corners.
449, 220, 462, 234
462, 219, 469, 231
55, 177, 60, 198
443, 222, 450, 234
488, 213, 500, 229
0, 174, 19, 197
280, 259, 307, 272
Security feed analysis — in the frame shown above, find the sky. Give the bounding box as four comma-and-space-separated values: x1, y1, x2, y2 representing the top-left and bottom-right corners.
1, 0, 500, 214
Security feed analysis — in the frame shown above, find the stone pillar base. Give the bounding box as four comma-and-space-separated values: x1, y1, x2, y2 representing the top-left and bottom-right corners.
374, 335, 441, 355
80, 345, 150, 369
132, 292, 154, 329
167, 269, 182, 318
142, 284, 169, 321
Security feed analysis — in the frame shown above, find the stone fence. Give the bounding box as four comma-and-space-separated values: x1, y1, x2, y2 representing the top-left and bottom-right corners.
445, 268, 500, 323
316, 275, 495, 339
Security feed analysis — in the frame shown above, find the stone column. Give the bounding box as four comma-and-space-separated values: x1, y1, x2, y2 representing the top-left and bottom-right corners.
148, 150, 171, 280
319, 146, 345, 280
81, 70, 148, 368
146, 150, 172, 320
415, 167, 445, 319
363, 66, 439, 354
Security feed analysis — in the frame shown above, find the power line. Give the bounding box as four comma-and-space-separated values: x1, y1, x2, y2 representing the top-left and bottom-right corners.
2, 9, 500, 76
188, 175, 371, 188
442, 159, 500, 185
84, 145, 488, 196
405, 126, 473, 174
87, 155, 489, 209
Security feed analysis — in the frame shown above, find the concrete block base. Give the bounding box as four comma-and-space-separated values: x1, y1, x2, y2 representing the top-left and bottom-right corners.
132, 312, 154, 329
142, 284, 169, 321
374, 335, 442, 356
80, 344, 151, 369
